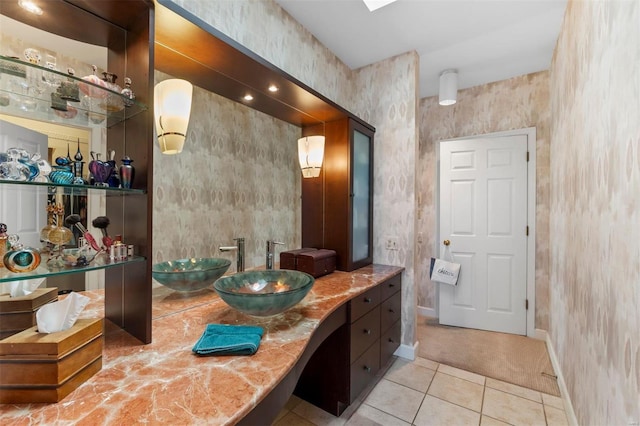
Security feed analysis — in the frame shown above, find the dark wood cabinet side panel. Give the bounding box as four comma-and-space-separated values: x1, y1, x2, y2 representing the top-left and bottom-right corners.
294, 324, 350, 417
323, 119, 350, 270
301, 176, 324, 248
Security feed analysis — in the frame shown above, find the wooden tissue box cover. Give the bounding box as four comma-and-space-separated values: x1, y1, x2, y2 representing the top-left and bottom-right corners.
280, 248, 317, 270
296, 249, 337, 278
0, 287, 58, 339
0, 317, 103, 404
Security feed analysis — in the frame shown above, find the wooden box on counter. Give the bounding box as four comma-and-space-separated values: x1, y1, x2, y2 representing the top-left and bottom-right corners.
296, 249, 337, 278
0, 287, 58, 339
279, 248, 317, 270
0, 317, 103, 404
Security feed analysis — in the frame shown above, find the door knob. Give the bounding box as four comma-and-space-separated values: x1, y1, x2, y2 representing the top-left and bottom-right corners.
443, 239, 450, 246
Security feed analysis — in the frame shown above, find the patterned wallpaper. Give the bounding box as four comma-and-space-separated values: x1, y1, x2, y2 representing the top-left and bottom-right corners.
549, 0, 640, 424
417, 71, 551, 330
353, 51, 420, 350
164, 0, 420, 349
153, 71, 302, 270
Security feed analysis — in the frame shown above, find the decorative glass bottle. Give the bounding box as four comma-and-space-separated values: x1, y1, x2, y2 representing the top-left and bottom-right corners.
40, 204, 57, 244
119, 156, 135, 189
0, 223, 8, 269
47, 204, 73, 248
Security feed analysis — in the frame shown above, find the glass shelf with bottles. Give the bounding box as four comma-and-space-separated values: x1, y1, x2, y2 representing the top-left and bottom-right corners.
0, 179, 146, 196
0, 55, 147, 128
0, 251, 145, 283
1, 145, 143, 193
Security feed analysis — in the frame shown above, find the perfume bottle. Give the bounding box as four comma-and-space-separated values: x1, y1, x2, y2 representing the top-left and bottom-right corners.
0, 223, 8, 269
3, 234, 41, 273
47, 204, 73, 248
40, 204, 57, 244
121, 77, 135, 107
119, 156, 135, 189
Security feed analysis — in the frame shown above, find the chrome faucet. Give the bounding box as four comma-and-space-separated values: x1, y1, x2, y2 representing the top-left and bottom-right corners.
219, 237, 245, 272
266, 240, 284, 270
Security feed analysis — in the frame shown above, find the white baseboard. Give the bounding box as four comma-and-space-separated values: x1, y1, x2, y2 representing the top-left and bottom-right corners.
394, 341, 419, 361
545, 333, 578, 426
418, 306, 436, 318
534, 328, 548, 341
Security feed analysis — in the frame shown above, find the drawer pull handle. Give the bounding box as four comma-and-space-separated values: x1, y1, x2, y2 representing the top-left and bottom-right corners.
364, 329, 371, 335
388, 309, 395, 313
388, 338, 395, 343
364, 297, 372, 303
389, 283, 395, 287
363, 366, 371, 372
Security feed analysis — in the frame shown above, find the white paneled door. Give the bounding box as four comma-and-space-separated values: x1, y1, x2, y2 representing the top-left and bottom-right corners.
438, 135, 528, 335
0, 119, 48, 248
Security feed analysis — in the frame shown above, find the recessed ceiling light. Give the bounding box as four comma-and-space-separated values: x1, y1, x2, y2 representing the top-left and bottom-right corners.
18, 0, 43, 15
268, 85, 278, 93
362, 0, 397, 12
243, 94, 254, 101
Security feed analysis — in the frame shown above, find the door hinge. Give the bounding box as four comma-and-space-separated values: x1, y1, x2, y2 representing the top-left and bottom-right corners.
526, 299, 529, 310
526, 151, 530, 162
526, 226, 529, 236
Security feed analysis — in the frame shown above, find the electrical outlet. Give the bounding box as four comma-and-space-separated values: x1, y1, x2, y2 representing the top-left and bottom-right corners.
385, 237, 399, 250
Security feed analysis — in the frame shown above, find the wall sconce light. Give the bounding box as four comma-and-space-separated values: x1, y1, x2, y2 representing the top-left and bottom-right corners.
298, 135, 325, 178
154, 79, 193, 155
438, 69, 458, 106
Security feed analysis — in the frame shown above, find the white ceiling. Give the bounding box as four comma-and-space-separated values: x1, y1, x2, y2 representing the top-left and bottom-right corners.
275, 0, 567, 99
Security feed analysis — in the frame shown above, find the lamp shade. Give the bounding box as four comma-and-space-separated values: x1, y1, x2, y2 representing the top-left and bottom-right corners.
298, 135, 325, 178
438, 69, 458, 106
154, 79, 193, 155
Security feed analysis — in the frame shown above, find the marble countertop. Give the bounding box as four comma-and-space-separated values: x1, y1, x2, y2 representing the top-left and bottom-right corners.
0, 264, 403, 425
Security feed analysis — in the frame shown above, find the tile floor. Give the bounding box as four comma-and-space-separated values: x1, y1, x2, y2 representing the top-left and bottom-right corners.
273, 356, 569, 426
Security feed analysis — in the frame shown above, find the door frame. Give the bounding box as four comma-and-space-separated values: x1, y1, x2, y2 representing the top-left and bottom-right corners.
435, 127, 537, 337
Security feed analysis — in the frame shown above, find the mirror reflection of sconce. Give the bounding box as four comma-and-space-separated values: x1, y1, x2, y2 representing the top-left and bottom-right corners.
298, 135, 325, 178
154, 79, 193, 155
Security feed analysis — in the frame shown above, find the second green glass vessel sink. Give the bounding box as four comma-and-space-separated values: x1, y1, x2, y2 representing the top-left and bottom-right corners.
214, 270, 315, 316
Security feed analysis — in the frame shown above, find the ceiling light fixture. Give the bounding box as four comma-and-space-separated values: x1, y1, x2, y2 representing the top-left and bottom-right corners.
268, 85, 278, 92
438, 69, 458, 106
243, 94, 254, 101
154, 79, 193, 155
18, 0, 43, 15
362, 0, 398, 12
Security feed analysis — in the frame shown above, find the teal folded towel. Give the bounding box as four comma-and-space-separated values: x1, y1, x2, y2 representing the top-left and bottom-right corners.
192, 324, 264, 356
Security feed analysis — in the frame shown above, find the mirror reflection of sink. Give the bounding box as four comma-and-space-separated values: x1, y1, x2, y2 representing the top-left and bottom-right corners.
152, 258, 231, 292
213, 270, 315, 316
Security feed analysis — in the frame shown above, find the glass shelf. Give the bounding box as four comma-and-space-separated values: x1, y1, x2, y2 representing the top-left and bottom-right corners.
0, 178, 146, 195
0, 55, 148, 128
0, 253, 146, 283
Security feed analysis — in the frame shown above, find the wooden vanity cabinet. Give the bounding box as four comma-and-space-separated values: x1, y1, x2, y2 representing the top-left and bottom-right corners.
348, 273, 402, 402
294, 273, 402, 416
302, 117, 374, 272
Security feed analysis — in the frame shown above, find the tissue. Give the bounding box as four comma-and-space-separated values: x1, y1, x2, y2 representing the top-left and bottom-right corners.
0, 278, 45, 297
36, 292, 90, 334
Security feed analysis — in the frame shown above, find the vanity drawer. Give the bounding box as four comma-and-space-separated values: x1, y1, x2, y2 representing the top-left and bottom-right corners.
380, 291, 401, 334
350, 306, 380, 362
350, 286, 380, 322
350, 340, 380, 402
380, 320, 401, 368
380, 274, 402, 301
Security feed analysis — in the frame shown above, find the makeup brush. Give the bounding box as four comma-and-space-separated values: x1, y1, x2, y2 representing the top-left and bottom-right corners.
65, 214, 101, 252
91, 216, 113, 249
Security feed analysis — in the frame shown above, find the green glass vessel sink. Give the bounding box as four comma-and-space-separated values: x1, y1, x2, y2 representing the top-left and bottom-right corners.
213, 270, 315, 316
152, 258, 231, 292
